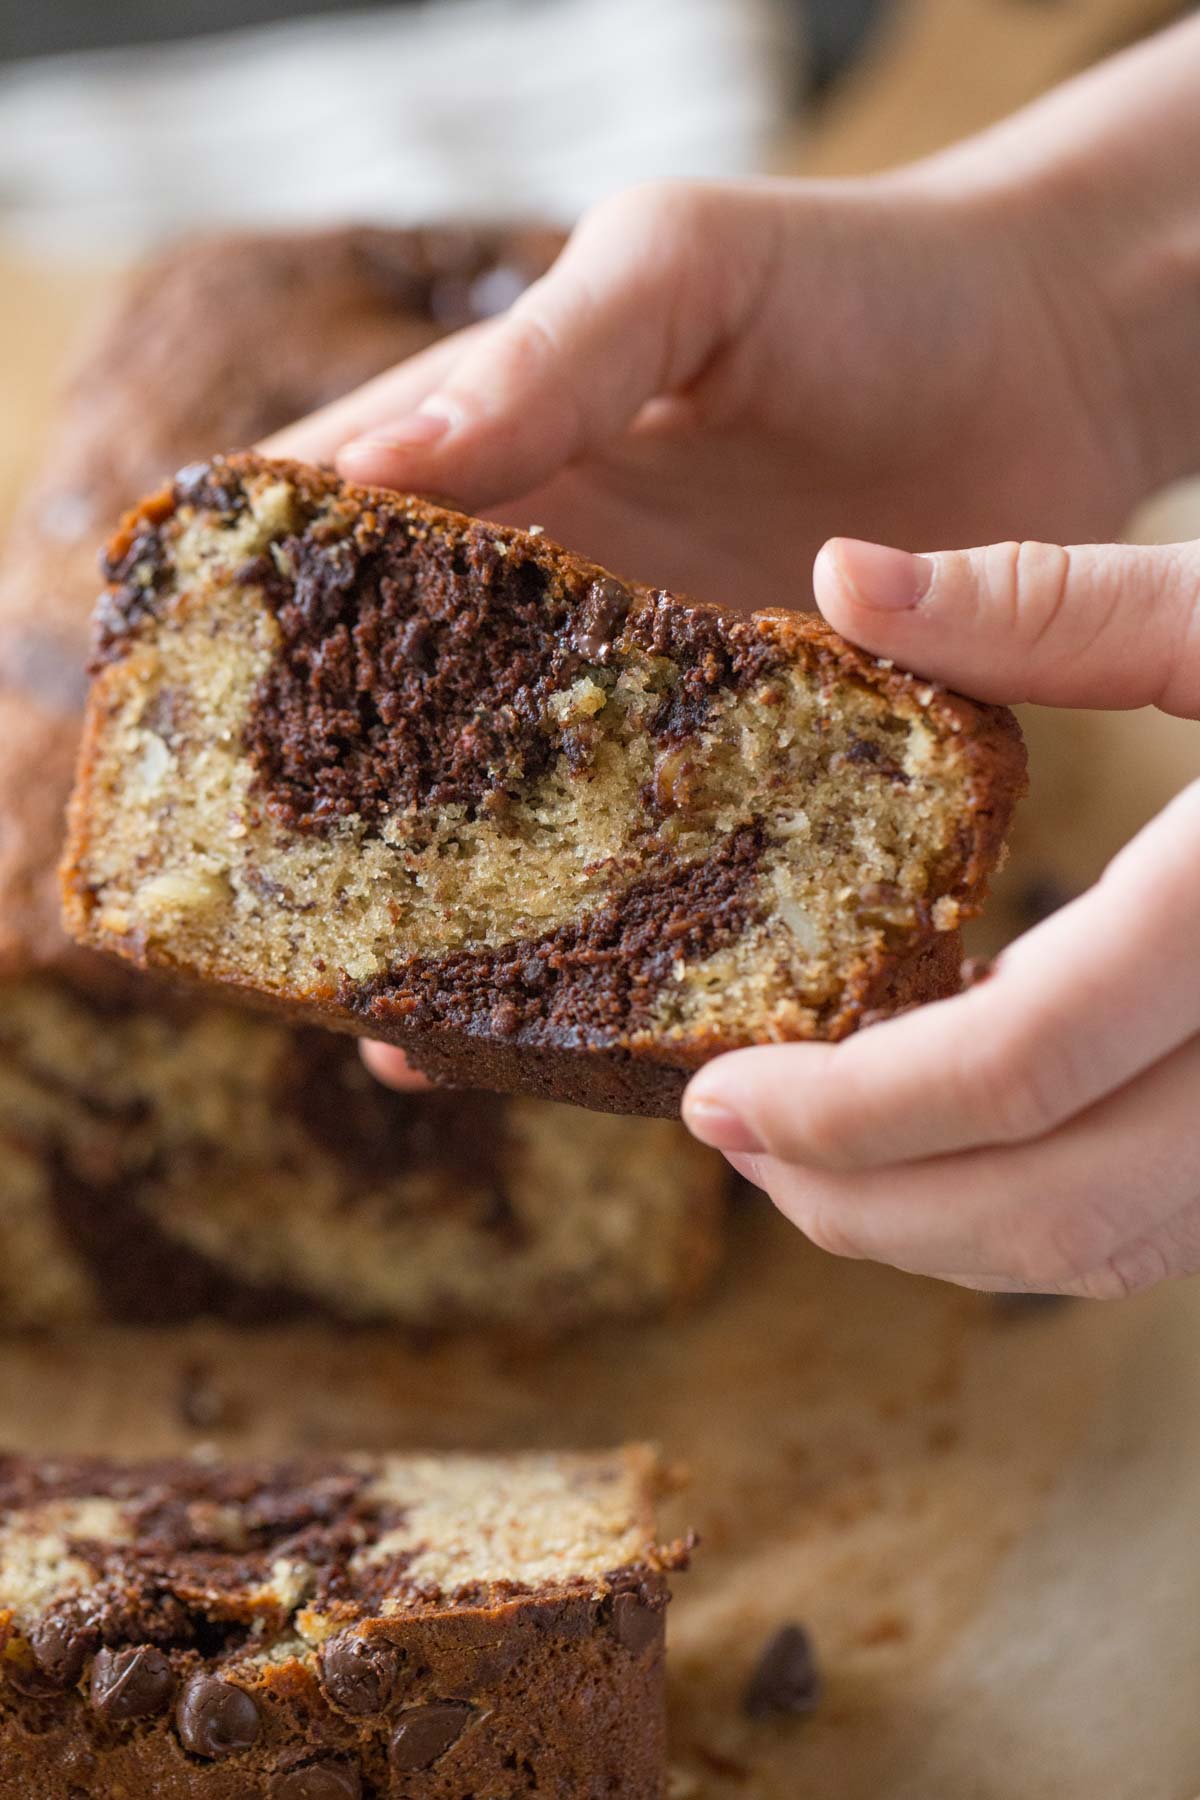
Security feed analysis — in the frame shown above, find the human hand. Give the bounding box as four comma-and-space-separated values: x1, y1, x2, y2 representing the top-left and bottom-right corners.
266, 19, 1200, 579
684, 533, 1200, 1299
264, 167, 1151, 613
269, 23, 1200, 1145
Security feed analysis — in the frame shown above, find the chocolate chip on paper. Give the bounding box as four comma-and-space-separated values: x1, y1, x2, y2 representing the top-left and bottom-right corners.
743, 1624, 821, 1720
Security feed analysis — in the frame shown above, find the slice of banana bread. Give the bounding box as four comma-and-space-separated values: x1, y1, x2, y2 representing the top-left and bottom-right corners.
0, 1446, 684, 1798
62, 454, 1026, 1117
0, 223, 727, 1333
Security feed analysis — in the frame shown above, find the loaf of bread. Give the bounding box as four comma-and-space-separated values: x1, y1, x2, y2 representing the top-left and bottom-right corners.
0, 1445, 683, 1797
0, 976, 722, 1332
0, 227, 725, 1331
62, 454, 1026, 1116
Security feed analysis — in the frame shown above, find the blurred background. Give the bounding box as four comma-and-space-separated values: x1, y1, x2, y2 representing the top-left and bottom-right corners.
0, 0, 1196, 930
0, 0, 1194, 263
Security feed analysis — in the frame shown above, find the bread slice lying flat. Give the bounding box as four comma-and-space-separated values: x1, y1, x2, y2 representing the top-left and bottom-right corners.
61, 454, 1025, 1116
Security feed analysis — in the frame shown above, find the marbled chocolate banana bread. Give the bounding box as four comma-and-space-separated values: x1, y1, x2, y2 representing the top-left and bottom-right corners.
62, 454, 1026, 1117
0, 1446, 684, 1797
0, 225, 725, 1332
0, 976, 722, 1332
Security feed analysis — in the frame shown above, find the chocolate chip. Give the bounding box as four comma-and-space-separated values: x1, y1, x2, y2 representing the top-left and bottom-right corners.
271, 1759, 362, 1800
836, 738, 909, 784
176, 1673, 261, 1758
320, 1631, 404, 1714
743, 1624, 821, 1719
175, 1360, 231, 1431
574, 577, 631, 663
174, 459, 246, 518
610, 1590, 663, 1656
90, 1646, 174, 1721
29, 1609, 94, 1688
389, 1702, 472, 1773
173, 461, 213, 498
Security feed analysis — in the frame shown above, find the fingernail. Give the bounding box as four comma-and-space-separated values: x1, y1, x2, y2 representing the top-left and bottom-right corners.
682, 1095, 765, 1155
342, 403, 455, 458
832, 539, 934, 610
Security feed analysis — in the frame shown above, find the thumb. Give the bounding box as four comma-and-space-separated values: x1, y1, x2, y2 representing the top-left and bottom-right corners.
335, 183, 774, 510
813, 535, 1200, 716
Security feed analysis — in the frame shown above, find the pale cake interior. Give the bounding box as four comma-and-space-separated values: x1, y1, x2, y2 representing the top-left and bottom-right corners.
71, 469, 978, 1044
0, 1448, 659, 1641
0, 979, 721, 1330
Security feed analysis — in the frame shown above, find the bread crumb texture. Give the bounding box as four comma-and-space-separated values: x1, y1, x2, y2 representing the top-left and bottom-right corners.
63, 456, 1025, 1081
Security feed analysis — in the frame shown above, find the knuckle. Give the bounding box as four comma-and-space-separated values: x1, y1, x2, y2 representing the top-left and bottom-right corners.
1069, 1239, 1172, 1302
487, 309, 587, 448
976, 540, 1070, 644
782, 1093, 863, 1172
954, 1029, 1065, 1146
1158, 545, 1200, 714
1006, 540, 1073, 646
980, 540, 1022, 621
992, 1055, 1069, 1144
1009, 1202, 1126, 1292
583, 180, 701, 253
498, 306, 562, 373
797, 1201, 866, 1262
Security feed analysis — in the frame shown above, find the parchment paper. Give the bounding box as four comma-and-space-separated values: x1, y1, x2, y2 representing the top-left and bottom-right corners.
0, 1196, 1195, 1797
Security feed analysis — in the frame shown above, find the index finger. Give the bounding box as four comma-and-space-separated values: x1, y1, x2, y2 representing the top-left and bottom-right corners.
259, 322, 491, 465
